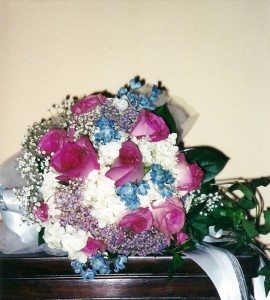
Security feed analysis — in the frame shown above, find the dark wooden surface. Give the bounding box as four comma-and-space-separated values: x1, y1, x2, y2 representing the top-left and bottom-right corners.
0, 252, 259, 300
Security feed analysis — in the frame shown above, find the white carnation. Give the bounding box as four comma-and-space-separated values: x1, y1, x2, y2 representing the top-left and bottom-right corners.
99, 141, 122, 165
84, 167, 126, 227
153, 133, 178, 172
61, 225, 88, 258
43, 222, 65, 250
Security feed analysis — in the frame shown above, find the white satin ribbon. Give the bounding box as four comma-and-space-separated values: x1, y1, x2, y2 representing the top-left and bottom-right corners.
0, 188, 38, 244
184, 243, 249, 300
252, 257, 270, 300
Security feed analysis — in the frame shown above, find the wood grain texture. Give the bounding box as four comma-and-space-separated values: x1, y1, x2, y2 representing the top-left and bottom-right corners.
0, 252, 259, 300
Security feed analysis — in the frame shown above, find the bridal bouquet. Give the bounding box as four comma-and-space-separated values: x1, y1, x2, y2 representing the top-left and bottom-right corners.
6, 78, 270, 294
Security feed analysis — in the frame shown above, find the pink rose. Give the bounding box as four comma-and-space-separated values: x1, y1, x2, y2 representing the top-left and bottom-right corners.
71, 93, 107, 115
105, 141, 144, 186
175, 153, 204, 191
151, 197, 185, 235
38, 128, 67, 157
118, 208, 153, 234
175, 232, 189, 245
50, 136, 100, 181
81, 237, 106, 257
32, 201, 49, 222
130, 109, 170, 142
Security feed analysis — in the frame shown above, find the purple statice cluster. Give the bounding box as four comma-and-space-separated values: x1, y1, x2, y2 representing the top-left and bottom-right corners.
96, 226, 168, 257
100, 98, 139, 132
54, 182, 99, 233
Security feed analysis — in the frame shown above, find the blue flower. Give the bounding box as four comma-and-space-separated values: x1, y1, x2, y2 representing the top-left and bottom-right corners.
129, 79, 142, 90
114, 255, 128, 272
90, 254, 111, 274
137, 180, 150, 195
127, 91, 140, 109
116, 182, 140, 210
96, 117, 114, 128
149, 85, 161, 102
95, 117, 121, 144
81, 268, 96, 279
118, 87, 128, 97
138, 95, 155, 110
150, 164, 175, 198
71, 260, 86, 274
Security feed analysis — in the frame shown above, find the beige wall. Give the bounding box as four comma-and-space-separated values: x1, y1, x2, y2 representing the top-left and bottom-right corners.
1, 0, 269, 210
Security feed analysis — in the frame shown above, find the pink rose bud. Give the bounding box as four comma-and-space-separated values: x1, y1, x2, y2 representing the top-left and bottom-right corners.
50, 136, 100, 181
175, 153, 204, 191
32, 201, 49, 222
81, 237, 106, 257
38, 128, 68, 157
105, 141, 144, 186
151, 197, 185, 235
71, 94, 107, 115
130, 109, 170, 142
118, 208, 153, 234
175, 232, 189, 245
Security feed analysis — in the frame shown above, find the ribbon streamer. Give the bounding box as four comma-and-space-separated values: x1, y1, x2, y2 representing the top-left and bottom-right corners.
184, 243, 250, 300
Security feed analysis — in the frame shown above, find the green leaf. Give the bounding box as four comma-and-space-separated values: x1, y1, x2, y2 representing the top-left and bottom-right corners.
237, 197, 256, 210
264, 210, 270, 223
258, 210, 270, 235
167, 253, 184, 281
211, 207, 245, 228
38, 227, 45, 246
154, 104, 177, 133
187, 214, 212, 240
185, 147, 229, 183
229, 183, 254, 201
258, 264, 270, 296
242, 219, 258, 240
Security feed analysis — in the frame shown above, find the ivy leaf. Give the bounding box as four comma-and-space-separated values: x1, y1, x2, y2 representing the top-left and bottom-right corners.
154, 104, 177, 134
258, 210, 270, 235
187, 214, 212, 240
258, 264, 270, 296
185, 147, 229, 183
237, 197, 256, 210
242, 219, 258, 240
229, 183, 254, 201
38, 227, 45, 246
168, 253, 184, 280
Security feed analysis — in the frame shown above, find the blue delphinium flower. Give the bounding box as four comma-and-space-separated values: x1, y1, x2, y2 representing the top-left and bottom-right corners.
137, 180, 150, 196
95, 117, 121, 144
127, 91, 140, 109
114, 255, 128, 272
138, 95, 155, 110
71, 260, 86, 275
90, 254, 111, 275
150, 164, 175, 198
118, 86, 128, 97
149, 84, 161, 102
116, 182, 140, 210
129, 79, 142, 90
81, 268, 96, 279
